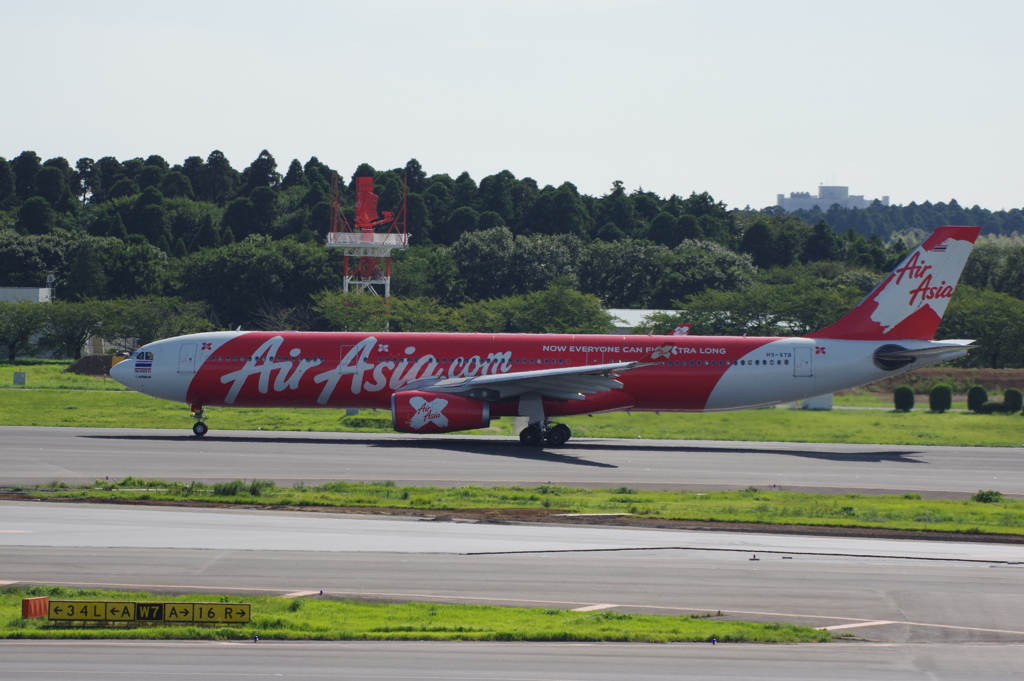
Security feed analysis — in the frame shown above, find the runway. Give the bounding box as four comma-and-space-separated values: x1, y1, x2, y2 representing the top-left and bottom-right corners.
4, 501, 1024, 644
2, 425, 1022, 497
2, 640, 1023, 681
3, 426, 1024, 678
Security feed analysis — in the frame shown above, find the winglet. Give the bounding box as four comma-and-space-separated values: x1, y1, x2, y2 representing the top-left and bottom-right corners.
808, 225, 981, 341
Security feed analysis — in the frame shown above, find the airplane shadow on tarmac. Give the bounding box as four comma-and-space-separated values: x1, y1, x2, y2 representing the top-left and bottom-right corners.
80, 432, 925, 466
79, 432, 618, 468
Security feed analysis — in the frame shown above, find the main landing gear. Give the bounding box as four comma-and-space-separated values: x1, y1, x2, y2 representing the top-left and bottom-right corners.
190, 404, 208, 437
518, 422, 572, 447
516, 394, 571, 447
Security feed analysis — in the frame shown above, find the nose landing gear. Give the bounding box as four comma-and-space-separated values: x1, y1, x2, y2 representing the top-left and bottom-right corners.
190, 404, 208, 437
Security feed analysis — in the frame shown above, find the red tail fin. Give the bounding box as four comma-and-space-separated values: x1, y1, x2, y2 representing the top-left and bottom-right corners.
808, 225, 981, 341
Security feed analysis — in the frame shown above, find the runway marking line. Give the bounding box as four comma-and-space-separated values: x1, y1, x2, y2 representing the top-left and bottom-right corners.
822, 621, 897, 631
572, 604, 618, 612
281, 590, 320, 598
464, 545, 1022, 565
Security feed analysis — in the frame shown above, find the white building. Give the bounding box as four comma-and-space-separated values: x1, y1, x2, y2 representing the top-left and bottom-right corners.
0, 287, 51, 303
606, 309, 678, 333
777, 186, 889, 213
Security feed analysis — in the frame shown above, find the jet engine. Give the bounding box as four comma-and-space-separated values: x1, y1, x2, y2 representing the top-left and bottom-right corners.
391, 391, 491, 434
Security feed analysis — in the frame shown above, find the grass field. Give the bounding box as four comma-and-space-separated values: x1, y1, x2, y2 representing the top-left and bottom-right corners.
2, 385, 1021, 447
1, 586, 829, 643
5, 361, 1020, 446
14, 479, 1024, 537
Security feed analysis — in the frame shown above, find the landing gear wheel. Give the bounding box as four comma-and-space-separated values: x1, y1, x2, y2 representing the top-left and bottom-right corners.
519, 425, 543, 447
545, 424, 571, 447
192, 421, 209, 437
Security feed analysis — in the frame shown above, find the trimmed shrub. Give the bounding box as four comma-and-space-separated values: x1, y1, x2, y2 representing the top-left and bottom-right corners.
1005, 388, 1023, 414
893, 386, 915, 412
929, 384, 952, 413
966, 385, 988, 413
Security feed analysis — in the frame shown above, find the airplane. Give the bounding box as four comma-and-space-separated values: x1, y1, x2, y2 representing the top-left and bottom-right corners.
110, 225, 981, 446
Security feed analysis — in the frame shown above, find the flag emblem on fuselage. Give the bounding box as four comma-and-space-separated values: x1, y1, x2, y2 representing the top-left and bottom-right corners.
135, 360, 152, 373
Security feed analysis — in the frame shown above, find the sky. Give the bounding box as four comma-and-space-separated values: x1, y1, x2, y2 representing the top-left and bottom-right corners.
3, 0, 1022, 211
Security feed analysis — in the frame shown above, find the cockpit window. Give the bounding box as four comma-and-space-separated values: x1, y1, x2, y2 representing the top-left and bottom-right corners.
135, 351, 154, 360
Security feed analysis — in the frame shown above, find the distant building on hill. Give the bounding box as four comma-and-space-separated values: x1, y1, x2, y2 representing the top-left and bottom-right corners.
777, 186, 889, 213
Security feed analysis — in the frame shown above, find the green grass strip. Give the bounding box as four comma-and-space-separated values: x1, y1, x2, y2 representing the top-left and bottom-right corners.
3, 362, 1023, 445
12, 480, 1024, 537
1, 586, 829, 643
2, 387, 1023, 446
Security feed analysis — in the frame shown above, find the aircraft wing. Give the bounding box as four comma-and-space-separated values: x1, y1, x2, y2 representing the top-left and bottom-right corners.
402, 360, 654, 402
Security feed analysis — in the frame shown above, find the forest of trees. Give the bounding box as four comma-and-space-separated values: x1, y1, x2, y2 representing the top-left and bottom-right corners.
1, 149, 1022, 367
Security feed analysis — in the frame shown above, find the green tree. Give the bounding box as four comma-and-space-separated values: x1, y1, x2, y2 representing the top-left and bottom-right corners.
11, 150, 41, 201
0, 231, 66, 287
578, 239, 672, 308
137, 164, 166, 190
107, 177, 140, 200
499, 278, 616, 334
249, 186, 277, 234
595, 181, 642, 238
679, 192, 734, 246
105, 240, 166, 297
453, 171, 477, 208
967, 385, 988, 412
73, 157, 100, 204
389, 297, 462, 332
100, 296, 211, 351
0, 157, 17, 209
1004, 388, 1023, 414
440, 205, 480, 244
40, 299, 107, 359
447, 227, 515, 300
893, 385, 915, 412
281, 159, 306, 189
477, 170, 516, 226
526, 183, 590, 237
940, 286, 1024, 368
647, 212, 682, 247
929, 384, 953, 413
33, 166, 67, 207
241, 149, 281, 195
0, 301, 46, 361
312, 290, 390, 332
222, 197, 258, 241
648, 240, 756, 308
802, 220, 842, 262
160, 171, 194, 199
391, 247, 463, 304
404, 158, 426, 193
169, 236, 328, 328
63, 240, 109, 300
15, 197, 56, 235
196, 150, 239, 205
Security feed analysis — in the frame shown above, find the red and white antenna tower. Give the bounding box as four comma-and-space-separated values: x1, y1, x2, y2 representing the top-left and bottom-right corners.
326, 173, 408, 296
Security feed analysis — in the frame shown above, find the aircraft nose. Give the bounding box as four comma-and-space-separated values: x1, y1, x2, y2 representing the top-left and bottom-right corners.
109, 356, 132, 386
